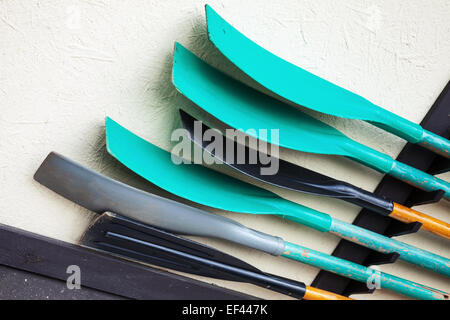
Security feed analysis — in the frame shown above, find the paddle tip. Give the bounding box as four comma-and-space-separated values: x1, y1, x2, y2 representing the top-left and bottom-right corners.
34, 151, 58, 183
172, 42, 188, 87
204, 4, 225, 44
104, 116, 125, 157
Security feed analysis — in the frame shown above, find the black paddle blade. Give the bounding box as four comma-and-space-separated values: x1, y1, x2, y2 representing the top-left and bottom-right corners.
82, 212, 261, 281
179, 109, 393, 215
82, 212, 307, 299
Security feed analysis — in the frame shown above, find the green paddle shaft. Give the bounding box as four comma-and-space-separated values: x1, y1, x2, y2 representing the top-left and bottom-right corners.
282, 242, 448, 300
328, 218, 450, 276
418, 130, 450, 158
373, 116, 450, 157
343, 141, 450, 198
283, 205, 450, 277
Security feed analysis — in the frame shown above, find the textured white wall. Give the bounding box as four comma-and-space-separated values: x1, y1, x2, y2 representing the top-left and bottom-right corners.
1, 0, 449, 299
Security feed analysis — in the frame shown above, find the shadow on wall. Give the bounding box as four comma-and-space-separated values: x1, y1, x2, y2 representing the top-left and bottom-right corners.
84, 14, 280, 193
149, 15, 277, 145
85, 13, 361, 202
86, 13, 276, 203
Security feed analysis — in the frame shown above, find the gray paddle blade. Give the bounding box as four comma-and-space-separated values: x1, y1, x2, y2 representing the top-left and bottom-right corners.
34, 152, 285, 256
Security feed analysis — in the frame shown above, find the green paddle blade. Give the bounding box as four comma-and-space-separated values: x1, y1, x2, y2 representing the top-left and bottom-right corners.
172, 42, 352, 157
206, 5, 450, 158
205, 5, 424, 144
105, 117, 332, 232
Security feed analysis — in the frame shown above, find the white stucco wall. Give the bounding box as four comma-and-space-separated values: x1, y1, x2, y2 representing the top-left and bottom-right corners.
1, 0, 449, 299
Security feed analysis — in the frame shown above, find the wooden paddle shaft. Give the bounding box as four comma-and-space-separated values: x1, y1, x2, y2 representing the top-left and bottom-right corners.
389, 203, 450, 239
304, 286, 352, 300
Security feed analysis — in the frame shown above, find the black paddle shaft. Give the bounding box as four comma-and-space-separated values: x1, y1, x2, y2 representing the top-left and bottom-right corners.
179, 109, 394, 215
82, 212, 307, 299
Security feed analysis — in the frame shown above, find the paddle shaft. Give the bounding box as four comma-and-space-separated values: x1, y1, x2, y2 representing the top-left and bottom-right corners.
328, 218, 450, 276
418, 129, 450, 158
108, 232, 311, 299
288, 179, 450, 238
328, 179, 450, 238
377, 116, 450, 158
282, 242, 449, 300
282, 207, 450, 277
344, 141, 450, 199
389, 160, 450, 198
390, 203, 450, 239
304, 286, 352, 300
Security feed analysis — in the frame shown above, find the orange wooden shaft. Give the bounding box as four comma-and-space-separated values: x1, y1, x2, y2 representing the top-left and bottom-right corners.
304, 286, 353, 300
389, 203, 450, 239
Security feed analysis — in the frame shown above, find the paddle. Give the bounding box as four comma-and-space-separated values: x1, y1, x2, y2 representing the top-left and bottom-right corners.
104, 117, 450, 277
34, 152, 448, 300
179, 109, 450, 239
83, 212, 351, 300
171, 43, 450, 199
205, 5, 450, 158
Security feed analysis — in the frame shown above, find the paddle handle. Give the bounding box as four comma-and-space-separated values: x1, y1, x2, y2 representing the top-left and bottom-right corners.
282, 242, 449, 300
335, 181, 450, 239
418, 129, 450, 159
329, 218, 450, 277
304, 286, 352, 300
250, 273, 350, 300
390, 203, 450, 239
246, 272, 308, 299
254, 273, 350, 300
389, 160, 450, 199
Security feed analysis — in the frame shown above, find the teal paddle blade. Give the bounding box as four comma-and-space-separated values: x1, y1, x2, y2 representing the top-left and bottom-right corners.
105, 117, 332, 232
205, 5, 450, 157
206, 5, 379, 122
172, 42, 353, 158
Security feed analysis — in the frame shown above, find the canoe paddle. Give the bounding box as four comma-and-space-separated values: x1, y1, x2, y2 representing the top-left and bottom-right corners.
34, 152, 449, 300
104, 117, 450, 277
205, 5, 450, 158
179, 109, 450, 239
171, 43, 450, 199
83, 212, 351, 300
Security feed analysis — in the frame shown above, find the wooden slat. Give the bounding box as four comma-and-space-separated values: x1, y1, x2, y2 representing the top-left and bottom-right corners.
0, 264, 124, 300
0, 223, 256, 300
